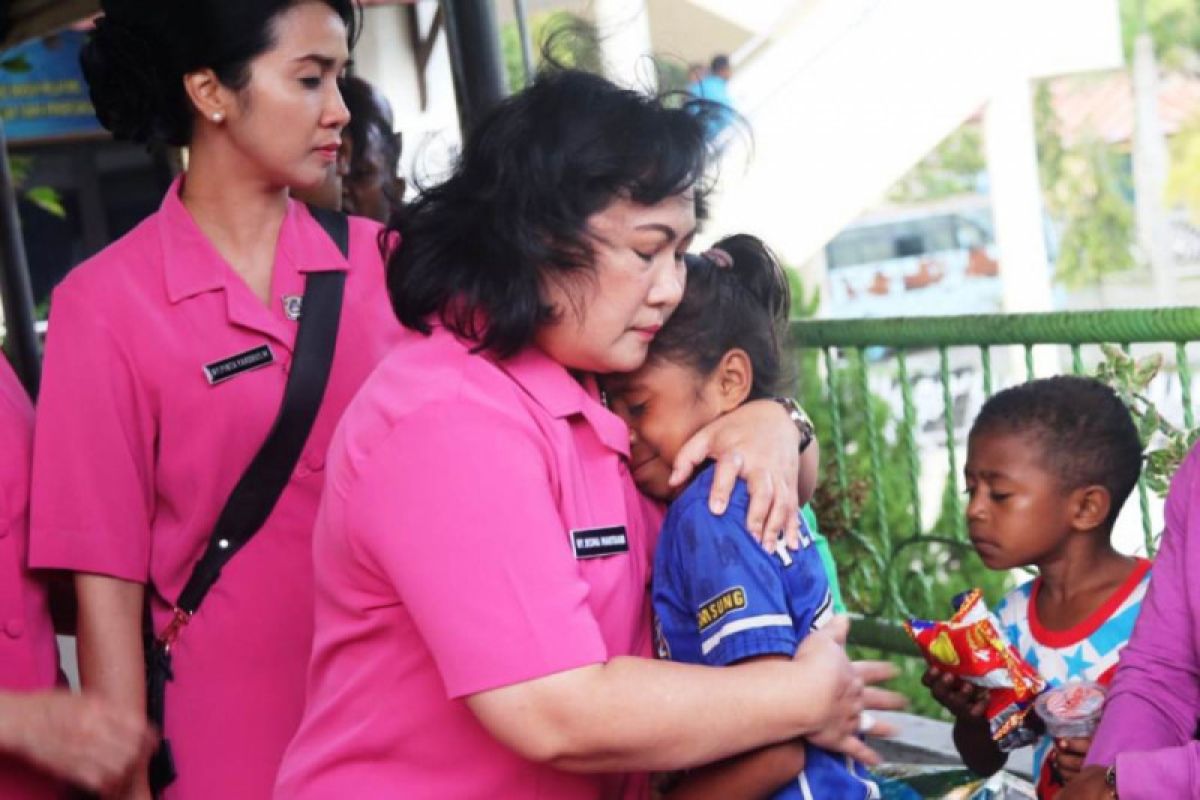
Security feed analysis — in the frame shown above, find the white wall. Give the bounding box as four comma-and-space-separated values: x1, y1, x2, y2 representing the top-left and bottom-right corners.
353, 4, 461, 193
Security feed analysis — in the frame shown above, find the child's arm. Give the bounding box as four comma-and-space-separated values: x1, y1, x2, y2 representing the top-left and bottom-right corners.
662, 654, 805, 800
1052, 736, 1092, 783
666, 741, 806, 799
922, 665, 1008, 776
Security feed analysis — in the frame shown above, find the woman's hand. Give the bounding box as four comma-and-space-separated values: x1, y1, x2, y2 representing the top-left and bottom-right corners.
795, 617, 905, 765
1057, 764, 1114, 799
0, 690, 155, 795
671, 398, 815, 550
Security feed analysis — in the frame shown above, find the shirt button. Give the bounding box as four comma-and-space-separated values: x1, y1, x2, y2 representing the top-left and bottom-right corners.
4, 618, 23, 639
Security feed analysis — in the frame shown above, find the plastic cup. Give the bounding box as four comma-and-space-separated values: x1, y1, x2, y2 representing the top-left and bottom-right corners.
1034, 680, 1107, 738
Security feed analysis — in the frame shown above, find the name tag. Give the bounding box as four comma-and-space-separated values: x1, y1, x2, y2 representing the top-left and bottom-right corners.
203, 345, 275, 385
570, 526, 629, 559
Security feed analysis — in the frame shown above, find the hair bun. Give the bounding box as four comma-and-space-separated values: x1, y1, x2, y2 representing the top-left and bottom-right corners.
711, 234, 791, 324
80, 8, 177, 145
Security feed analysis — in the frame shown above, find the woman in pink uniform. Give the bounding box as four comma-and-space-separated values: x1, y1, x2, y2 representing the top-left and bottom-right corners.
27, 2, 400, 798
276, 69, 903, 799
0, 355, 154, 798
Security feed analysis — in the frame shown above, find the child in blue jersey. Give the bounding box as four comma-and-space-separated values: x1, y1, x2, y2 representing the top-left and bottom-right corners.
606, 235, 879, 800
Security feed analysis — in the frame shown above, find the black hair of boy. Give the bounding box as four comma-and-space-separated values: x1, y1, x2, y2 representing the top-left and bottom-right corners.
648, 234, 792, 402
969, 376, 1143, 527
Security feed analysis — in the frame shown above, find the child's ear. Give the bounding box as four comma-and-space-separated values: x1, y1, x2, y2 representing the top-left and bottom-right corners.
1070, 484, 1113, 533
713, 349, 753, 412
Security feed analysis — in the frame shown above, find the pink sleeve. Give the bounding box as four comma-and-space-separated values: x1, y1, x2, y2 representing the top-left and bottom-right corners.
1086, 449, 1200, 797
346, 398, 608, 698
28, 283, 155, 582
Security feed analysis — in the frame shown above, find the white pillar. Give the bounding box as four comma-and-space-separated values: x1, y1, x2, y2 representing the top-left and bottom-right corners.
1132, 32, 1174, 305
590, 0, 656, 91
984, 76, 1058, 376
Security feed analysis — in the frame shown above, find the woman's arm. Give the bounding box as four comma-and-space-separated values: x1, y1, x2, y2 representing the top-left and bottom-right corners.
662, 654, 807, 800
669, 399, 817, 548
466, 623, 903, 773
1084, 451, 1200, 800
76, 572, 153, 800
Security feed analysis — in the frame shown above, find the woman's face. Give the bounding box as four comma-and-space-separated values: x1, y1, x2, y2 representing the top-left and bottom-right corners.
535, 194, 696, 375
222, 1, 350, 190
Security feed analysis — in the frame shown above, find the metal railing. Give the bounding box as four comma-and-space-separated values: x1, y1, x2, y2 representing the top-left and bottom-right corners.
794, 307, 1200, 654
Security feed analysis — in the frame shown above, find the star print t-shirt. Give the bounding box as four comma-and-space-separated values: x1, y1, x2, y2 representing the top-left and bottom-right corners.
993, 558, 1151, 799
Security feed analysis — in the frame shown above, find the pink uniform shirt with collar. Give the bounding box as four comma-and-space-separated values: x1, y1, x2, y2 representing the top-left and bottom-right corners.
28, 179, 401, 800
275, 324, 663, 799
0, 357, 61, 799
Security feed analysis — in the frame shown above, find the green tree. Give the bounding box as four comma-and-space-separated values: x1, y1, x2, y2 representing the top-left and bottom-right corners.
1118, 0, 1200, 67
1052, 138, 1137, 288
1166, 113, 1200, 222
887, 124, 986, 203
1033, 82, 1136, 289
501, 11, 602, 92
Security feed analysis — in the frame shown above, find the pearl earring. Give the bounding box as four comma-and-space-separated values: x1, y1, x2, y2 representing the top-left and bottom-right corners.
211, 112, 224, 123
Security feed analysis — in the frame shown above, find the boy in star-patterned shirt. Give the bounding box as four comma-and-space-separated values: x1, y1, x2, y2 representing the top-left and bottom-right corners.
922, 377, 1149, 799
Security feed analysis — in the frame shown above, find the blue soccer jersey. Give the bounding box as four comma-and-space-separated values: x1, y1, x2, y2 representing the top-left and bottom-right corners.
652, 465, 878, 800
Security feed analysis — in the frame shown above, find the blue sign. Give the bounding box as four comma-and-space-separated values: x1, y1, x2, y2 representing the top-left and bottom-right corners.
0, 31, 104, 143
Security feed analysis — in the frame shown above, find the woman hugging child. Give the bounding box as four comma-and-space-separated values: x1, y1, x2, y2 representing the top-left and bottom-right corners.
924, 376, 1149, 799
606, 234, 885, 799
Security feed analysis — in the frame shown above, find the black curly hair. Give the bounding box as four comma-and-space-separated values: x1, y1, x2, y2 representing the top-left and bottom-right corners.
81, 0, 359, 147
970, 376, 1144, 527
387, 68, 713, 358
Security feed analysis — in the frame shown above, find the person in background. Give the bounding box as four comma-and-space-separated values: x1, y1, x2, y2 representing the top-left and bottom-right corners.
338, 74, 404, 222
0, 354, 155, 798
605, 235, 878, 798
292, 75, 403, 223
923, 377, 1149, 799
28, 1, 401, 798
687, 54, 736, 141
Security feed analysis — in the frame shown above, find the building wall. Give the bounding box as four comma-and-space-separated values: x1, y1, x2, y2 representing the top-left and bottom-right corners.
354, 4, 462, 192
645, 0, 750, 64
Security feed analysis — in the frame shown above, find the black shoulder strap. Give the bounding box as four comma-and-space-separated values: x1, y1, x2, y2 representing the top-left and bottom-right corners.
148, 207, 349, 794
175, 206, 349, 612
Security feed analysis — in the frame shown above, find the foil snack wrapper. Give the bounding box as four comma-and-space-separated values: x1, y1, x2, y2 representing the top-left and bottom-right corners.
905, 589, 1046, 750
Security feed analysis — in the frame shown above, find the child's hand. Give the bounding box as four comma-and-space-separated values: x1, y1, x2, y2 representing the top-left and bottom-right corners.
1052, 736, 1092, 783
921, 665, 988, 720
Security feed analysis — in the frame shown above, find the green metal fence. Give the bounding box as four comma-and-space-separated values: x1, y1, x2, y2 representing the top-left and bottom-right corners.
792, 307, 1200, 655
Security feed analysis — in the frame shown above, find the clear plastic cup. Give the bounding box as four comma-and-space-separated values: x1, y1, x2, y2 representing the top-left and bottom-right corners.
1034, 680, 1107, 738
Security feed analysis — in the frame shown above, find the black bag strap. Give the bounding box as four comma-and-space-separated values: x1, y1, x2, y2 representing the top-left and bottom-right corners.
147, 206, 348, 794
175, 205, 348, 615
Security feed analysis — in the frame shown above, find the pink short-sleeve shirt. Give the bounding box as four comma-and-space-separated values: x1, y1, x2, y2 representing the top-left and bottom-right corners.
0, 357, 62, 799
28, 179, 400, 800
275, 325, 663, 799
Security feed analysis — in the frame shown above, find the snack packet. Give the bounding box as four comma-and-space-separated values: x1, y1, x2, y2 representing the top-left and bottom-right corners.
905, 589, 1046, 749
